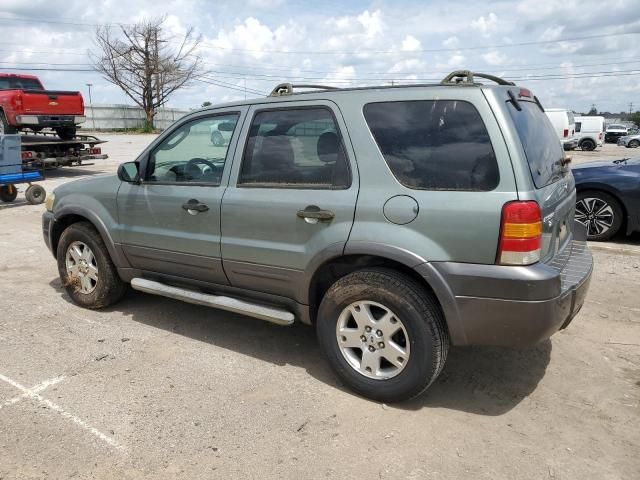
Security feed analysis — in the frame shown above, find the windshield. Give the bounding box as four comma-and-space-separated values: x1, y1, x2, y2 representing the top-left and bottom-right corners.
507, 100, 566, 189
608, 124, 626, 130
0, 77, 43, 90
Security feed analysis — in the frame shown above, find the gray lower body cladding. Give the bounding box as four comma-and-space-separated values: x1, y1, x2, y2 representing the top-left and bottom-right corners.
425, 239, 592, 347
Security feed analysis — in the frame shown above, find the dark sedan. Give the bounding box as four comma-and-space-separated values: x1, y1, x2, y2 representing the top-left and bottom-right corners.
572, 157, 640, 240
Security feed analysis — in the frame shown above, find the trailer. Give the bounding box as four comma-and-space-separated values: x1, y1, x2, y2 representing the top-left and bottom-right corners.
19, 132, 108, 172
0, 134, 46, 204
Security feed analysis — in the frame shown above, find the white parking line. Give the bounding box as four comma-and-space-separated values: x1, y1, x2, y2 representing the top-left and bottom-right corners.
0, 373, 124, 451
1, 375, 64, 408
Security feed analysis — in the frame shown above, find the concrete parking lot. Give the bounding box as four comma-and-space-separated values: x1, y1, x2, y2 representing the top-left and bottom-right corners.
0, 136, 638, 479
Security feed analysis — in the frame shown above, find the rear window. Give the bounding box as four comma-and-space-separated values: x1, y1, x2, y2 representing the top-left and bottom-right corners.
567, 111, 575, 124
363, 100, 499, 191
507, 101, 565, 189
0, 77, 42, 90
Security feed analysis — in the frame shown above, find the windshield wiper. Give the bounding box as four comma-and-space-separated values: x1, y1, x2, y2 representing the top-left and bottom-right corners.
613, 158, 630, 164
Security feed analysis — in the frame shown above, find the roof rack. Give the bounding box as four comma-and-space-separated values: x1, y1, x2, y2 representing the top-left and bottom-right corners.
269, 83, 340, 97
441, 70, 515, 86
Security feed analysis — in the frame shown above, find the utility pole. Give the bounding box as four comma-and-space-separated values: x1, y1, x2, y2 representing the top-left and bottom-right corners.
85, 83, 95, 130
630, 102, 634, 115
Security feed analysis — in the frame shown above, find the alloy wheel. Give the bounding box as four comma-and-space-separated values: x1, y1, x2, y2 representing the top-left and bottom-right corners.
575, 197, 615, 238
65, 241, 99, 294
336, 301, 410, 380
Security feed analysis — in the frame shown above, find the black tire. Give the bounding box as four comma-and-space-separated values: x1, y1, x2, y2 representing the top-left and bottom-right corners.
576, 190, 624, 241
580, 138, 596, 151
0, 111, 17, 135
211, 131, 224, 146
0, 184, 18, 203
24, 184, 46, 205
628, 139, 640, 148
55, 127, 77, 140
316, 268, 449, 403
56, 222, 127, 309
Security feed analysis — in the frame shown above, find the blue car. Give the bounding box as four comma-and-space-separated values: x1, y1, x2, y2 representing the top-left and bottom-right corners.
572, 157, 640, 240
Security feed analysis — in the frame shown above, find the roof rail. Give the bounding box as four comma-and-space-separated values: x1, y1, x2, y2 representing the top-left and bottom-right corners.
441, 70, 515, 86
269, 83, 340, 97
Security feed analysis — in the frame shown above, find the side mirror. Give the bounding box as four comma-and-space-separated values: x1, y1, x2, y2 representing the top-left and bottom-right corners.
117, 161, 140, 183
218, 122, 235, 132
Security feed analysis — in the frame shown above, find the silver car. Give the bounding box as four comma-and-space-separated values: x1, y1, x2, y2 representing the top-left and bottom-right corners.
617, 130, 640, 148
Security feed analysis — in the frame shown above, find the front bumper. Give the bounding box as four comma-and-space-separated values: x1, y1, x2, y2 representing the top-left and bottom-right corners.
562, 139, 578, 151
422, 237, 592, 347
42, 211, 55, 255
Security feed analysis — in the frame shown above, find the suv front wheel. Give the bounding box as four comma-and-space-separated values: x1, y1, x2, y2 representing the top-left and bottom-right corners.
316, 268, 449, 403
57, 222, 127, 308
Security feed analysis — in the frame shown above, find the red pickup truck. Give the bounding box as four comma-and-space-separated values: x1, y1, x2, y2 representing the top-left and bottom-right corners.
0, 73, 85, 140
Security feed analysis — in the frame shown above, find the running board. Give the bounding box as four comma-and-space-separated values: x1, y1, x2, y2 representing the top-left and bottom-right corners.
130, 278, 295, 326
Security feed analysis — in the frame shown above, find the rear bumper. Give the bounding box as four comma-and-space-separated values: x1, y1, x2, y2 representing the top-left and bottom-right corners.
16, 115, 85, 127
420, 237, 592, 347
562, 139, 578, 150
605, 133, 625, 143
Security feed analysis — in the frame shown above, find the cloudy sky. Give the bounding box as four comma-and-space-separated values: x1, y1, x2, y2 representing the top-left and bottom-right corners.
1, 0, 639, 113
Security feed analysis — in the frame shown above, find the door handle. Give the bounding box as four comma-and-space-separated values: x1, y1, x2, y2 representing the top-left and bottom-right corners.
182, 199, 209, 215
297, 205, 335, 223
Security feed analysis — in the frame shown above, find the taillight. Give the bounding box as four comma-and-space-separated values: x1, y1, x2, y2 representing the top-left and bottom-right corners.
563, 129, 569, 138
13, 93, 23, 110
21, 151, 34, 160
89, 147, 101, 155
599, 132, 603, 140
497, 201, 542, 266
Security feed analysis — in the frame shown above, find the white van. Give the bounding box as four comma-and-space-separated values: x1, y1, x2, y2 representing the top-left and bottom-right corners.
545, 108, 578, 151
574, 116, 604, 151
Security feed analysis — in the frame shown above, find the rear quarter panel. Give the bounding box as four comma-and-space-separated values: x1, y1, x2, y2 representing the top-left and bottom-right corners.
336, 87, 518, 264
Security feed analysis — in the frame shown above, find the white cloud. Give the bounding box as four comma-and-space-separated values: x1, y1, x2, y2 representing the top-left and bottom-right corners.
357, 10, 384, 38
442, 36, 459, 48
436, 51, 466, 70
470, 12, 498, 37
540, 25, 565, 41
401, 35, 421, 52
482, 50, 507, 66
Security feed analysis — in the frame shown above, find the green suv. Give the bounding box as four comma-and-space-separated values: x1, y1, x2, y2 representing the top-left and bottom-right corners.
43, 71, 592, 402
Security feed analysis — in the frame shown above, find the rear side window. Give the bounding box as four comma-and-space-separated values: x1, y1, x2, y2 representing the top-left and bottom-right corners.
0, 77, 43, 90
507, 101, 565, 189
239, 108, 350, 188
363, 100, 499, 191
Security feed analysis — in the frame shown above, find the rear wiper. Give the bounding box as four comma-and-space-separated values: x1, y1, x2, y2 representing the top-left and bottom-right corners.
613, 158, 630, 164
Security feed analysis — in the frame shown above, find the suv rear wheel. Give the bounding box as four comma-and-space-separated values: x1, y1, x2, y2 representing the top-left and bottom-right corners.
57, 222, 127, 308
316, 268, 448, 403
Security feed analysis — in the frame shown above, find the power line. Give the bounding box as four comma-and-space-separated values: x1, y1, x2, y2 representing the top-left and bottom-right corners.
196, 77, 266, 96
4, 59, 640, 81
0, 14, 133, 28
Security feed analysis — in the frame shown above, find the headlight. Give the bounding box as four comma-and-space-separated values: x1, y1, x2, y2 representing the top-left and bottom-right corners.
45, 192, 55, 212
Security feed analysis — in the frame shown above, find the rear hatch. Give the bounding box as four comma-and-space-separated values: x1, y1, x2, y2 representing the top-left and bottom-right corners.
504, 91, 575, 264
20, 89, 84, 115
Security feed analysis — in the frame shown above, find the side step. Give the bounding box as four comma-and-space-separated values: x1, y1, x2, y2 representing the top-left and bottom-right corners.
130, 278, 295, 326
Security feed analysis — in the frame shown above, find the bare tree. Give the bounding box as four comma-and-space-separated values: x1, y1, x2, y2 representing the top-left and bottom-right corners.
94, 17, 203, 130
